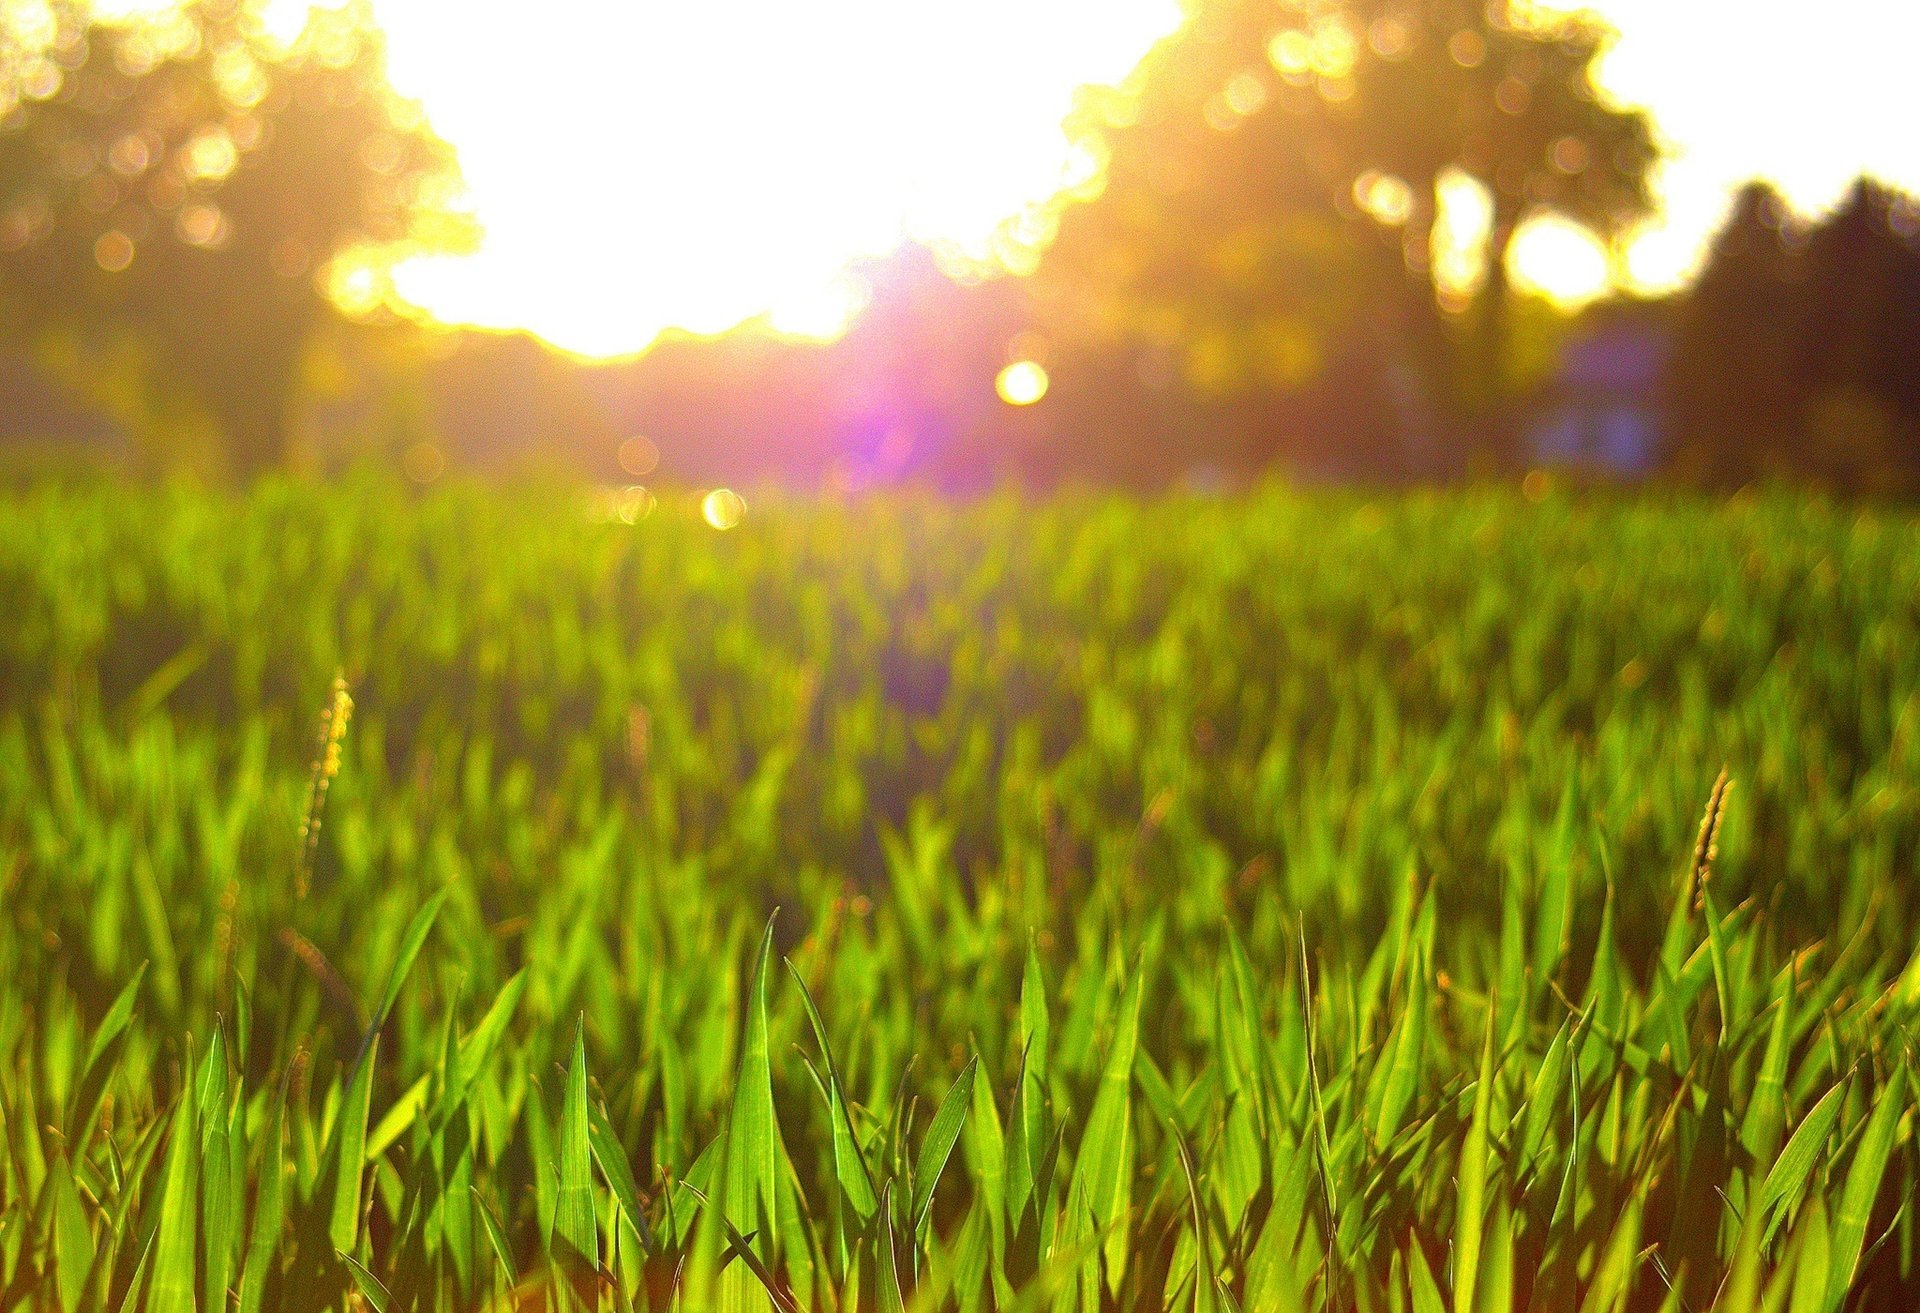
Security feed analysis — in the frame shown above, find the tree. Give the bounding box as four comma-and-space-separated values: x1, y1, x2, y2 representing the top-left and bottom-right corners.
1664, 182, 1803, 487
1792, 179, 1920, 493
0, 0, 466, 475
1032, 0, 1656, 471
1666, 178, 1920, 495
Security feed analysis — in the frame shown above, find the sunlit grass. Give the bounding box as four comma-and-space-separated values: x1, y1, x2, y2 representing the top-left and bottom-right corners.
0, 481, 1913, 1310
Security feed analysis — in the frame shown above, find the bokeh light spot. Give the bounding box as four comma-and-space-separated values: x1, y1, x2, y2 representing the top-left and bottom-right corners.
617, 435, 661, 477
330, 263, 386, 317
615, 485, 656, 524
94, 230, 135, 271
701, 488, 745, 530
1510, 215, 1610, 305
402, 441, 445, 484
1353, 171, 1414, 226
996, 360, 1050, 406
1267, 29, 1311, 78
183, 126, 238, 182
1550, 136, 1591, 175
176, 202, 231, 249
1447, 29, 1486, 68
1222, 70, 1268, 117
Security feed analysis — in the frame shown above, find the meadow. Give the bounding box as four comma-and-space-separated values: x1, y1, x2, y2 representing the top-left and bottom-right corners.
0, 479, 1915, 1312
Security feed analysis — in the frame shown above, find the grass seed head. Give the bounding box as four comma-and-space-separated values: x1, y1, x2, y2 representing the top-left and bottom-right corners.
1688, 767, 1733, 911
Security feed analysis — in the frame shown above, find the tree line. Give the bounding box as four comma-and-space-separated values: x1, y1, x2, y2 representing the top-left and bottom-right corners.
1666, 179, 1920, 496
0, 0, 1915, 493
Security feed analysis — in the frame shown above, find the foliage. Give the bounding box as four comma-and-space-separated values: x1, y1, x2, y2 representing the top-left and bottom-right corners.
0, 0, 466, 475
1035, 0, 1657, 463
0, 481, 1916, 1310
1666, 178, 1920, 496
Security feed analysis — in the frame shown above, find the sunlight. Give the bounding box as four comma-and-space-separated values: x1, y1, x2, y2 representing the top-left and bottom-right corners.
1509, 216, 1611, 306
329, 0, 1183, 358
1540, 0, 1920, 295
765, 272, 874, 342
995, 359, 1049, 406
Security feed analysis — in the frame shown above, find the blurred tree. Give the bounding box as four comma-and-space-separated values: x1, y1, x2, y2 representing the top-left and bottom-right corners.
0, 0, 467, 476
1664, 182, 1803, 487
1667, 178, 1920, 494
1792, 179, 1920, 493
1034, 0, 1657, 472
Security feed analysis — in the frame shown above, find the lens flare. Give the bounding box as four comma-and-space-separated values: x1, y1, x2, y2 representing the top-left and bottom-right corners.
701, 488, 745, 530
996, 360, 1049, 406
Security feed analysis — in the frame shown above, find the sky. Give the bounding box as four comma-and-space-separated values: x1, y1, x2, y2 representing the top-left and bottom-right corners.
250, 0, 1920, 354
1522, 0, 1920, 298
354, 0, 1185, 356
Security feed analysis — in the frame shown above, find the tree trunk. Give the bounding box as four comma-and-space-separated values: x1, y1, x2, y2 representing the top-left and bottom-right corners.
1386, 186, 1469, 478
204, 325, 306, 481
218, 385, 294, 481
1472, 213, 1521, 472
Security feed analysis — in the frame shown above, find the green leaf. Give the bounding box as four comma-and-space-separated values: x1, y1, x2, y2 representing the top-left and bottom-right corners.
364, 1073, 429, 1162
1575, 1183, 1645, 1313
1738, 977, 1796, 1172
1008, 942, 1051, 1229
1532, 772, 1580, 996
1788, 1195, 1831, 1313
236, 1076, 287, 1313
147, 1081, 200, 1313
1453, 998, 1498, 1313
1758, 1077, 1849, 1230
551, 1017, 599, 1279
339, 1250, 394, 1313
723, 916, 782, 1312
588, 1097, 655, 1254
475, 1186, 518, 1286
876, 1183, 909, 1313
49, 1150, 95, 1313
197, 1030, 234, 1313
444, 967, 528, 1124
911, 1056, 976, 1236
787, 960, 878, 1223
1073, 966, 1143, 1296
1368, 941, 1427, 1146
358, 887, 449, 1063
1822, 1063, 1907, 1312
1474, 1187, 1514, 1313
328, 1032, 378, 1254
66, 964, 146, 1144
1408, 1240, 1446, 1313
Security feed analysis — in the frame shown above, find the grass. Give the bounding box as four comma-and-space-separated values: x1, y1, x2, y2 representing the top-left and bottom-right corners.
0, 478, 1914, 1311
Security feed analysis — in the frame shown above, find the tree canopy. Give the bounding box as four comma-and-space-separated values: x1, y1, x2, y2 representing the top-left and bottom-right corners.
1668, 178, 1920, 494
1033, 0, 1657, 469
0, 0, 467, 475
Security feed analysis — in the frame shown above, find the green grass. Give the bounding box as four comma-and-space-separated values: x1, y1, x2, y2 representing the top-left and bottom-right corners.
0, 478, 1915, 1311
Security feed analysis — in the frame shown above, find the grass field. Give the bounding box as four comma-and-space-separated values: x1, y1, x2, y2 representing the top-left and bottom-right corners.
0, 480, 1915, 1312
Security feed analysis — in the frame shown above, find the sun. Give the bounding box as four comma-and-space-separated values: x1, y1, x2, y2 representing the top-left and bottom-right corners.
286, 0, 1184, 358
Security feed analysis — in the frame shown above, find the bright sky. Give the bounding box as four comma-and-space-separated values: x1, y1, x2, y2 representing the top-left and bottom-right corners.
225, 0, 1920, 351
349, 0, 1183, 357
1515, 0, 1920, 301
